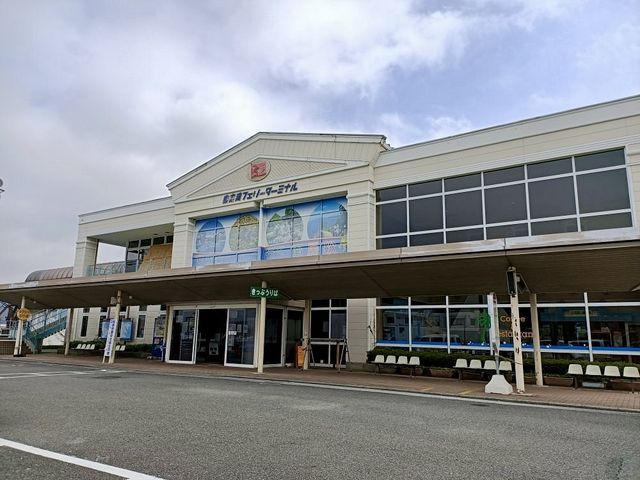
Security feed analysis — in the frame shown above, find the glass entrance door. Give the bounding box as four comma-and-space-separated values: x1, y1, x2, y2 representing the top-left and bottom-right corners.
264, 308, 283, 365
196, 309, 227, 363
169, 309, 196, 362
285, 309, 303, 364
225, 308, 256, 366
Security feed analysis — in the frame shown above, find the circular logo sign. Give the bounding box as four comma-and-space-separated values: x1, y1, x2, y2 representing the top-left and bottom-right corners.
249, 160, 270, 182
17, 308, 31, 321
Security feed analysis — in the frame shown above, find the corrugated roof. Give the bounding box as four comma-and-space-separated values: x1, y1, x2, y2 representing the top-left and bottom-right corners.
25, 267, 74, 282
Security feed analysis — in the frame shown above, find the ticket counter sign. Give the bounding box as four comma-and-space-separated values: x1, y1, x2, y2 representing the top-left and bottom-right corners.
249, 286, 279, 299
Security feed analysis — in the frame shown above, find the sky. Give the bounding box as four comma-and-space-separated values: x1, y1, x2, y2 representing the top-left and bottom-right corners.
0, 0, 639, 283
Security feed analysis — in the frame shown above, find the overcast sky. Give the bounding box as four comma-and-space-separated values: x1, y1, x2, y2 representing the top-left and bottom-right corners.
1, 0, 639, 283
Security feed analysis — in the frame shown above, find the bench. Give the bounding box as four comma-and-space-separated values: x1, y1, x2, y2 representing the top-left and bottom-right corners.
372, 354, 421, 376
73, 343, 97, 354
454, 358, 511, 381
567, 364, 640, 390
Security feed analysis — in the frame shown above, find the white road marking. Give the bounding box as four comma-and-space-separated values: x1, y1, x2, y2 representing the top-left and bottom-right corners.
0, 370, 122, 380
0, 438, 164, 480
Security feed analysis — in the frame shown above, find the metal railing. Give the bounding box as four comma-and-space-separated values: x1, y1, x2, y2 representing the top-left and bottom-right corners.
86, 261, 126, 276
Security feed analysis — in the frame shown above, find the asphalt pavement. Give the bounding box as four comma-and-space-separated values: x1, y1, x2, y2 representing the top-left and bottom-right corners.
1, 359, 639, 479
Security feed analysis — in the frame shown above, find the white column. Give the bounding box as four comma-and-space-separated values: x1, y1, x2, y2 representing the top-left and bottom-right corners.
584, 292, 594, 362
302, 299, 311, 370
13, 296, 26, 356
107, 291, 122, 364
73, 238, 98, 277
64, 308, 75, 356
256, 281, 267, 373
510, 285, 525, 394
530, 294, 543, 386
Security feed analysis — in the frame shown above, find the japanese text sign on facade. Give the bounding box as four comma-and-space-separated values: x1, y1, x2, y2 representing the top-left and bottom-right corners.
249, 286, 279, 299
222, 182, 298, 205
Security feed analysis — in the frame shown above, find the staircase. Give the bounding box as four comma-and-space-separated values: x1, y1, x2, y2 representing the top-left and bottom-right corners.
10, 309, 69, 353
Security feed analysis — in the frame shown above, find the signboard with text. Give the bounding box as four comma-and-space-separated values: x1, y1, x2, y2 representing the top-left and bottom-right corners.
104, 319, 117, 357
249, 286, 279, 299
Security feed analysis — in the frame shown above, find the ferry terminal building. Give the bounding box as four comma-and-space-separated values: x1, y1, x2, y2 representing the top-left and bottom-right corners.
2, 96, 640, 370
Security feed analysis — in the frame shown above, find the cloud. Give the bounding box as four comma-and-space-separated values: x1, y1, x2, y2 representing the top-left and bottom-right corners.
377, 112, 474, 147
0, 0, 638, 283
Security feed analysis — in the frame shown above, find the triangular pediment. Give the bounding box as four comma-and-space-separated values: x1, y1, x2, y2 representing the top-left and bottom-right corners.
168, 133, 387, 202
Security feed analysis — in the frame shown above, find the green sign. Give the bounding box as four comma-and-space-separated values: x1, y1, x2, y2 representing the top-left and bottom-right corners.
249, 286, 279, 299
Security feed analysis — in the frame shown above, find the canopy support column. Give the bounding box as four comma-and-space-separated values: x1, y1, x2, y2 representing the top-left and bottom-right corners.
302, 299, 311, 371
13, 296, 26, 357
508, 267, 525, 394
64, 308, 75, 356
105, 291, 122, 364
256, 281, 267, 374
530, 294, 543, 386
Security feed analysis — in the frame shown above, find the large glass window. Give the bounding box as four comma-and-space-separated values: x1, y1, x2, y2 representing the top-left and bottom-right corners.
445, 191, 483, 228
409, 197, 442, 231
484, 184, 527, 224
449, 308, 487, 345
80, 315, 88, 337
528, 177, 576, 218
375, 294, 640, 357
136, 315, 146, 338
577, 169, 630, 213
411, 309, 447, 344
588, 306, 640, 349
377, 202, 407, 235
376, 148, 631, 248
377, 308, 409, 343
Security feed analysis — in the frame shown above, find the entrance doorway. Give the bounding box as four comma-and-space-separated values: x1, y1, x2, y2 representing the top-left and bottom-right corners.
196, 309, 227, 363
264, 308, 283, 365
285, 309, 303, 364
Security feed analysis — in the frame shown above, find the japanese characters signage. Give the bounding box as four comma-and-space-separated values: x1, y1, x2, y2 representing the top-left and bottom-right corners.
249, 286, 280, 299
222, 182, 298, 205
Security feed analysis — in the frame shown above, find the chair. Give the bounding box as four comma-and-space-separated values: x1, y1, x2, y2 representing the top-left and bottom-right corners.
567, 364, 584, 389
498, 361, 512, 372
603, 366, 620, 377
88, 344, 96, 350
603, 366, 621, 389
396, 355, 408, 366
585, 365, 602, 377
483, 360, 497, 371
453, 358, 468, 380
453, 358, 468, 369
372, 354, 385, 374
385, 355, 397, 365
408, 356, 421, 378
623, 366, 640, 393
469, 359, 482, 370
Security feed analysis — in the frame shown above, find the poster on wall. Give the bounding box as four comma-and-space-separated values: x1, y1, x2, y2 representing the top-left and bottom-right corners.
192, 197, 348, 266
119, 319, 133, 340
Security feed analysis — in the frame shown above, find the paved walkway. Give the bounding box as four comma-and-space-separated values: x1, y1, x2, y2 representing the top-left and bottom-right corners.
3, 353, 639, 412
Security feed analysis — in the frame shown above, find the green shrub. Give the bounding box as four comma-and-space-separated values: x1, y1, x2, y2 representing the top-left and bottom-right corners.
122, 343, 152, 352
